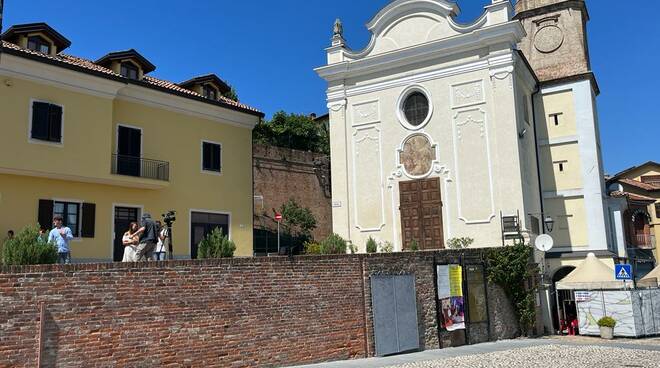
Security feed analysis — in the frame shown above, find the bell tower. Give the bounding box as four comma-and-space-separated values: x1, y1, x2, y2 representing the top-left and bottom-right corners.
514, 0, 593, 85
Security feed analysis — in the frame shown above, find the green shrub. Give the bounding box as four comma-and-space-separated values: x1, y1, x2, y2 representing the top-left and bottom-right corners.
348, 241, 357, 254
366, 236, 378, 253
320, 233, 347, 254
380, 241, 394, 253
2, 225, 58, 266
198, 228, 236, 259
598, 316, 616, 328
304, 241, 323, 255
447, 237, 474, 249
409, 239, 419, 252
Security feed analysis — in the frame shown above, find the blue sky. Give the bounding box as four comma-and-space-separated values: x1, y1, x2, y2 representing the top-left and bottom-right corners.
3, 1, 657, 174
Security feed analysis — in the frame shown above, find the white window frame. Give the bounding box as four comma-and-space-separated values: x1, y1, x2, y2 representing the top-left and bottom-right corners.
115, 123, 143, 157
28, 98, 65, 147
110, 203, 144, 260
201, 139, 223, 176
396, 84, 433, 131
189, 209, 232, 258
52, 197, 84, 241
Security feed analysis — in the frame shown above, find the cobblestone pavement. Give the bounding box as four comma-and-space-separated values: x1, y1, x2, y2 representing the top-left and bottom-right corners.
290, 337, 660, 368
383, 344, 660, 368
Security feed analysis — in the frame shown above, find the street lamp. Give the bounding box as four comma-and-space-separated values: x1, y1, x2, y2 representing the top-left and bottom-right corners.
544, 216, 555, 233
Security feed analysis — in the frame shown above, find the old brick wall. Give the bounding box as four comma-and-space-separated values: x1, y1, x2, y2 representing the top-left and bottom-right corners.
0, 251, 520, 368
253, 144, 332, 242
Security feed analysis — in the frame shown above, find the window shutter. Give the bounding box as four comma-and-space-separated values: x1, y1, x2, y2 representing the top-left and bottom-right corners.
81, 203, 96, 238
38, 199, 54, 230
31, 102, 50, 140
49, 104, 63, 142
203, 143, 212, 170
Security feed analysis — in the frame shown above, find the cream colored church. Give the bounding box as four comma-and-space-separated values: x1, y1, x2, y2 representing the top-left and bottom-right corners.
316, 0, 614, 274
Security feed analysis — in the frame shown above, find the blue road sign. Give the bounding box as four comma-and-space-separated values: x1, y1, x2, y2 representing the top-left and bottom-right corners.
615, 264, 633, 280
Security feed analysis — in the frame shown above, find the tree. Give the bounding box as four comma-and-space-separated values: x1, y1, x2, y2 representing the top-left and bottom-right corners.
2, 225, 58, 265
253, 111, 329, 154
279, 199, 317, 238
198, 228, 236, 259
222, 84, 239, 102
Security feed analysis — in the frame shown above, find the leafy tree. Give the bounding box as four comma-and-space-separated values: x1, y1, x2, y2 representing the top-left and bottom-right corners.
2, 225, 58, 265
279, 199, 317, 238
222, 84, 239, 102
198, 228, 236, 259
253, 111, 329, 154
447, 237, 474, 249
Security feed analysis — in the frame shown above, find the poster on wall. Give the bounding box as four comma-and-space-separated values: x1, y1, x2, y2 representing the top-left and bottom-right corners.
437, 264, 465, 331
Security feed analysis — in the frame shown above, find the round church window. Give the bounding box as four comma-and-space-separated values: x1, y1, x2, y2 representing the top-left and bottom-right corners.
403, 92, 429, 126
397, 85, 433, 130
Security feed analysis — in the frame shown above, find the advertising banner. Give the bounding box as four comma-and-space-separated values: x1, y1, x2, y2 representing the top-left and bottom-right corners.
437, 264, 465, 331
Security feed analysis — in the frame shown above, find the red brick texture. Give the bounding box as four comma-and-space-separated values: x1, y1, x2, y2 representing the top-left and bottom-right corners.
253, 144, 332, 241
0, 251, 519, 367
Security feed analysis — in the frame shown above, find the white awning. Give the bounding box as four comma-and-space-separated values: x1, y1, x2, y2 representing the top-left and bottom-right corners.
556, 253, 629, 290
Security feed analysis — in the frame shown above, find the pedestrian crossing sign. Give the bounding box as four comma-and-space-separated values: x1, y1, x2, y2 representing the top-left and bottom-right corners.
615, 264, 633, 280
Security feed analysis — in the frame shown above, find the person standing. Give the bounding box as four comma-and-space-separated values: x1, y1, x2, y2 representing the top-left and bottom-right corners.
37, 226, 49, 244
48, 215, 73, 264
135, 213, 157, 261
122, 222, 140, 262
153, 221, 168, 261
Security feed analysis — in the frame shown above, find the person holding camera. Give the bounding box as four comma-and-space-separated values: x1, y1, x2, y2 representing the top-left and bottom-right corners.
153, 221, 168, 261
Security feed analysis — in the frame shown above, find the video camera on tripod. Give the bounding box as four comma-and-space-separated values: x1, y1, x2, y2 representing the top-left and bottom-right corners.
161, 210, 176, 259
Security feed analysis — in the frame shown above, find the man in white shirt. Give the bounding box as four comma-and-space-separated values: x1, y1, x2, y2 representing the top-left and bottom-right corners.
153, 221, 168, 261
48, 215, 74, 264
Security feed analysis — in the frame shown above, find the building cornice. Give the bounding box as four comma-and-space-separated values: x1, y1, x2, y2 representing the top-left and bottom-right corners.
0, 53, 261, 129
315, 21, 525, 82
0, 45, 264, 118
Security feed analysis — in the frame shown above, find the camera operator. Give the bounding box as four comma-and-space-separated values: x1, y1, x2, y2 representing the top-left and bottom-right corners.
153, 221, 169, 261
134, 213, 158, 261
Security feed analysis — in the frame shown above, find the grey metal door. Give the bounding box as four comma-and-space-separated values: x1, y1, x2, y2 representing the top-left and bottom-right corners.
371, 275, 420, 356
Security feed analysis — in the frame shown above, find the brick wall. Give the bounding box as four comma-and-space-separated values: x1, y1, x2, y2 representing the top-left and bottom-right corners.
0, 251, 520, 368
253, 144, 332, 241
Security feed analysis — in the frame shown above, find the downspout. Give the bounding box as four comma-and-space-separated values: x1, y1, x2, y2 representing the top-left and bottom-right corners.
531, 85, 544, 235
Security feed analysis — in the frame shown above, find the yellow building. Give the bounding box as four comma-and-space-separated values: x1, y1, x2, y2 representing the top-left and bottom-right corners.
607, 161, 660, 276
0, 23, 263, 262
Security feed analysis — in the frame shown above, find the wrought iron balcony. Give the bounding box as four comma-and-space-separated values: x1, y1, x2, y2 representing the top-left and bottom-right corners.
630, 234, 656, 250
111, 154, 169, 181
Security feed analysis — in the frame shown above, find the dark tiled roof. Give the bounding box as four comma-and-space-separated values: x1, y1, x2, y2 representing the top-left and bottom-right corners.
0, 40, 262, 116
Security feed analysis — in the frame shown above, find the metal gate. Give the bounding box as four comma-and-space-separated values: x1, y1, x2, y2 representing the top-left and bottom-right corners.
371, 275, 420, 356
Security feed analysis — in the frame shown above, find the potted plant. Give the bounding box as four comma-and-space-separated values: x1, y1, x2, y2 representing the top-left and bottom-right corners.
597, 316, 616, 339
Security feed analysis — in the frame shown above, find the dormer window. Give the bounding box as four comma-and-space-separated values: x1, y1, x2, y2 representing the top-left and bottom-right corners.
1, 23, 71, 55
120, 62, 139, 80
27, 35, 51, 54
178, 74, 232, 102
203, 85, 218, 100
95, 49, 156, 81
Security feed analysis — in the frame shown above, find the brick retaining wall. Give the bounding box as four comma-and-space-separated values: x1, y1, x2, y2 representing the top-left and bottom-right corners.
0, 251, 519, 367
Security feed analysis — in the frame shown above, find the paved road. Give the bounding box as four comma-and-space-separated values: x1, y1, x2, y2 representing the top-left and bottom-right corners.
289, 337, 660, 368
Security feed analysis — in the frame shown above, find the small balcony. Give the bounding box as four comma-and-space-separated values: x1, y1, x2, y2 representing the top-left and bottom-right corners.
630, 234, 656, 250
111, 154, 169, 182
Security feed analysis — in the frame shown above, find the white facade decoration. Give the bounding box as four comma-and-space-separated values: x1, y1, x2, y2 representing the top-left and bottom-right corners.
316, 0, 610, 255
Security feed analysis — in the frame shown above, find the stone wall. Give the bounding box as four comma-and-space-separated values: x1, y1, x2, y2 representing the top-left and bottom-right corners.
253, 144, 332, 242
0, 250, 520, 368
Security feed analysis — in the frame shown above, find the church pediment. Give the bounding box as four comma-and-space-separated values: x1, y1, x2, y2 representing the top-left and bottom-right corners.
347, 0, 491, 59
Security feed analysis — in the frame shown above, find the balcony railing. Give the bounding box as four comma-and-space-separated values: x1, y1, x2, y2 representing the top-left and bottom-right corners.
111, 154, 169, 182
630, 234, 656, 249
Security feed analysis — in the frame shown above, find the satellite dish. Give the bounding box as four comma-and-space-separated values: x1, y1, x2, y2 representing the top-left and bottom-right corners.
535, 234, 554, 252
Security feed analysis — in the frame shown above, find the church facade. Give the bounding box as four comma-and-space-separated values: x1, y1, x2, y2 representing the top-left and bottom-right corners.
316, 0, 614, 272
